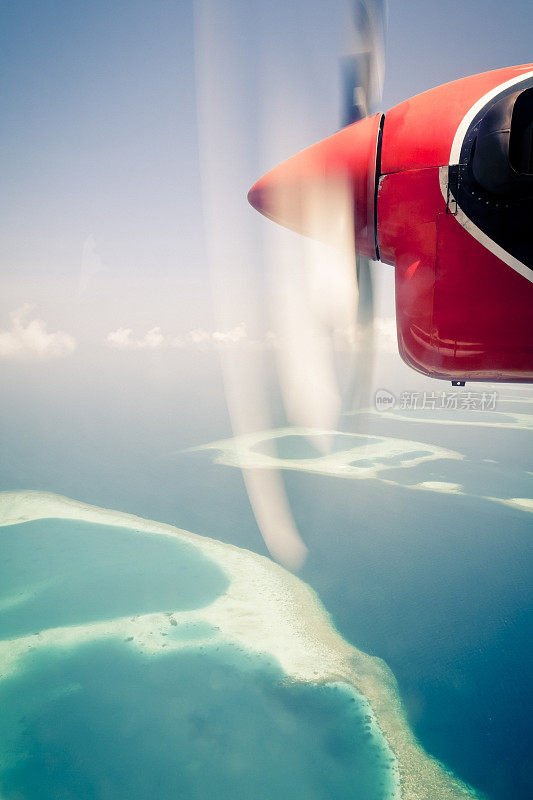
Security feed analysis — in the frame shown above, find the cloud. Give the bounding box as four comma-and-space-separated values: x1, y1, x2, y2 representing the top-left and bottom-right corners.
106, 326, 168, 350
105, 318, 398, 355
374, 317, 398, 353
0, 305, 77, 359
211, 323, 248, 344
106, 323, 249, 351
332, 317, 398, 354
79, 235, 106, 294
106, 327, 135, 349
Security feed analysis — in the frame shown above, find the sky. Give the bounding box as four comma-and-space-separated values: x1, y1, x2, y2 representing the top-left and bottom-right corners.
1, 0, 533, 355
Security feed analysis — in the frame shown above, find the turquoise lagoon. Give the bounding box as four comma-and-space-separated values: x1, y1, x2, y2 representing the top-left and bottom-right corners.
0, 519, 228, 639
0, 642, 395, 800
0, 509, 399, 800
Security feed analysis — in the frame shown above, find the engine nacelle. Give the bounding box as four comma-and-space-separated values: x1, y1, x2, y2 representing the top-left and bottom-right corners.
248, 64, 533, 382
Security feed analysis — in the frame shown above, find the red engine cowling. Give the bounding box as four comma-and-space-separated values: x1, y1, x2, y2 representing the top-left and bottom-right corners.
248, 64, 533, 383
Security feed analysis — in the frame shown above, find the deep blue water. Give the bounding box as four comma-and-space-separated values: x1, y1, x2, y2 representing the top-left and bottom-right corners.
182, 423, 532, 800
0, 519, 228, 639
289, 461, 533, 800
0, 641, 395, 800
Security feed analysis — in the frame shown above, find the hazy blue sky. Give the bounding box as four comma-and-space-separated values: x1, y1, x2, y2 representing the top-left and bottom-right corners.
1, 0, 533, 346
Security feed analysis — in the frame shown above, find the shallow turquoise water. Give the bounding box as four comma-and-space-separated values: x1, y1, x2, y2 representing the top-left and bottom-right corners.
0, 519, 229, 639
251, 434, 376, 460
0, 518, 396, 799
0, 641, 395, 800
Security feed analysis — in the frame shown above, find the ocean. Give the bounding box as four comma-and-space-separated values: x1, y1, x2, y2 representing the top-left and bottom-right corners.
0, 353, 531, 800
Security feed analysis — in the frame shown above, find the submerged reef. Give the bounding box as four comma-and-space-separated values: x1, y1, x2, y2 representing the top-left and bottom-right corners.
0, 491, 480, 800
190, 426, 532, 514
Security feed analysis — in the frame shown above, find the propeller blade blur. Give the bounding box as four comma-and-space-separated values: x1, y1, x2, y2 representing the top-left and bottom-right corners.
194, 1, 387, 566
340, 1, 387, 415
194, 0, 308, 569
342, 1, 386, 124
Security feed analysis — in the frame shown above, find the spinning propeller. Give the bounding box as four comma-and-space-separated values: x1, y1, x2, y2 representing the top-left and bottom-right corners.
194, 1, 386, 567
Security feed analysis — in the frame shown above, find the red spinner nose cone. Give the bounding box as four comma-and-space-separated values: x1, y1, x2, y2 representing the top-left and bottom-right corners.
248, 113, 383, 259
247, 182, 267, 216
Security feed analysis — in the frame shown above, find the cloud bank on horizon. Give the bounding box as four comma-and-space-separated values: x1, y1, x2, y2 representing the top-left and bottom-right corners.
0, 307, 398, 357
106, 317, 398, 353
106, 322, 250, 351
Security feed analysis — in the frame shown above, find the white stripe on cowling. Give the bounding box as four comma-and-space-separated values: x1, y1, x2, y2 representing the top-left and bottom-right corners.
449, 69, 533, 164
441, 69, 533, 285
